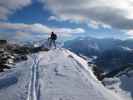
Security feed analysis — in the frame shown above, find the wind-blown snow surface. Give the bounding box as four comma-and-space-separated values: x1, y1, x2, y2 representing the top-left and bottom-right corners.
103, 73, 133, 100
0, 48, 124, 100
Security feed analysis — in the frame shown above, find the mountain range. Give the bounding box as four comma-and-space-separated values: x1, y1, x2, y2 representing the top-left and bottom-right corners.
63, 37, 133, 72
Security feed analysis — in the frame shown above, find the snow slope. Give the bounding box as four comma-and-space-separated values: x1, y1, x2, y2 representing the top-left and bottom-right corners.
0, 48, 124, 100
103, 72, 133, 100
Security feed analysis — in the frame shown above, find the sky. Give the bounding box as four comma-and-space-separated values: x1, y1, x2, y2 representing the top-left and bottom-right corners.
0, 0, 133, 42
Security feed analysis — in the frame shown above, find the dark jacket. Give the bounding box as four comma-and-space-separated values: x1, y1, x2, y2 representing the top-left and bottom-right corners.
51, 33, 57, 40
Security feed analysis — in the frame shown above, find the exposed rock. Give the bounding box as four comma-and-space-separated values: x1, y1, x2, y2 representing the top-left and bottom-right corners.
92, 65, 104, 81
0, 40, 7, 45
0, 39, 49, 72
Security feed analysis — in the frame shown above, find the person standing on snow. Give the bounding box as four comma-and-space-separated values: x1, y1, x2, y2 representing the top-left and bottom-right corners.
49, 32, 57, 49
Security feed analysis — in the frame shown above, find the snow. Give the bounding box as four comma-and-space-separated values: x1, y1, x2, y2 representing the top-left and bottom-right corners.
0, 48, 125, 100
121, 46, 133, 52
0, 58, 32, 100
103, 73, 133, 100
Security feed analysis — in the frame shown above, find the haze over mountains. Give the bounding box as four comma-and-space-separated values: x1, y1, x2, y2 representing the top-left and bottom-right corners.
64, 37, 133, 72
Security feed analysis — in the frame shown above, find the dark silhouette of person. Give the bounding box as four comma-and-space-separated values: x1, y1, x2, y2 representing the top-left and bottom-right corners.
49, 32, 57, 48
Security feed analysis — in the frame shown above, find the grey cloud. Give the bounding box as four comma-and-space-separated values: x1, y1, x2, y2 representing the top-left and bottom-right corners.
0, 22, 85, 40
43, 0, 133, 30
0, 0, 31, 20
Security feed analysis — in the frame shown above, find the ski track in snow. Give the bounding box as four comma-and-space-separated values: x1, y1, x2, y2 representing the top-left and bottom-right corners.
27, 55, 41, 100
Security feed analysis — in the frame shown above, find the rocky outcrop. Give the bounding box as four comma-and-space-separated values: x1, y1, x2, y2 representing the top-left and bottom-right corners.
0, 49, 15, 72
0, 40, 49, 72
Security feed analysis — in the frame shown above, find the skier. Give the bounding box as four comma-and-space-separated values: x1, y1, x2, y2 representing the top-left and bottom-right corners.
49, 32, 57, 49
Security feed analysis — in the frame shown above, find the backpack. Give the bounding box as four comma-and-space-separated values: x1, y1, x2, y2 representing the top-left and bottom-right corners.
54, 34, 57, 40
51, 34, 57, 40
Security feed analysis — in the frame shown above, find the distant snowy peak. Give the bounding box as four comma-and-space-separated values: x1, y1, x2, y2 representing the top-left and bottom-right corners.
121, 46, 133, 52
87, 42, 100, 51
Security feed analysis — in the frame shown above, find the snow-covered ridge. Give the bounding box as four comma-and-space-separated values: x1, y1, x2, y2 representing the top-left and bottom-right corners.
0, 48, 124, 100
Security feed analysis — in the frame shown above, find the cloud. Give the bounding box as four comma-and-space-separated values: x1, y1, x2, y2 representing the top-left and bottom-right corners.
0, 22, 85, 34
0, 22, 51, 33
88, 20, 111, 29
88, 21, 99, 29
48, 16, 60, 21
41, 0, 133, 30
0, 22, 85, 40
126, 30, 133, 38
48, 16, 68, 22
0, 0, 31, 20
52, 28, 85, 34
